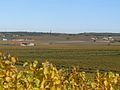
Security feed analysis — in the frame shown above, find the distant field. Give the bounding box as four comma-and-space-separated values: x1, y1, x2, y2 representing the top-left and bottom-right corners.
0, 44, 120, 73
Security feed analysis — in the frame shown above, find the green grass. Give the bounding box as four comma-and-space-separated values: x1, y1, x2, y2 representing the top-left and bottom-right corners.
0, 44, 120, 73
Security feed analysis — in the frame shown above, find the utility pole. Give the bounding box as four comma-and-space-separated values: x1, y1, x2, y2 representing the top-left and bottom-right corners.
50, 29, 52, 36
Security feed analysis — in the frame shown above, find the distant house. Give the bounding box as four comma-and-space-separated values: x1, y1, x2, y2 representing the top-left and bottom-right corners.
103, 37, 114, 41
108, 37, 114, 42
108, 37, 114, 40
103, 37, 109, 40
20, 42, 35, 46
2, 38, 8, 41
91, 37, 97, 42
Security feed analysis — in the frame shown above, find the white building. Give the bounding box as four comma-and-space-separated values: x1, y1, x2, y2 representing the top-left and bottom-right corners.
2, 38, 7, 41
103, 37, 109, 40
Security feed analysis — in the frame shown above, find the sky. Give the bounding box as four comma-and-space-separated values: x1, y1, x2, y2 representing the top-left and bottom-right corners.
0, 0, 120, 33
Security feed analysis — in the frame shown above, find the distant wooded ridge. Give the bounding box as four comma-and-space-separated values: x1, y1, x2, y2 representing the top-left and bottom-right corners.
0, 32, 120, 36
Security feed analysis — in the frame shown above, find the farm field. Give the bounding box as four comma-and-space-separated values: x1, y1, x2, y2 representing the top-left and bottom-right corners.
0, 44, 120, 73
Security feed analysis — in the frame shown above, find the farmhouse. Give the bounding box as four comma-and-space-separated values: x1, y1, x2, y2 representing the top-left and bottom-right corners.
20, 42, 35, 46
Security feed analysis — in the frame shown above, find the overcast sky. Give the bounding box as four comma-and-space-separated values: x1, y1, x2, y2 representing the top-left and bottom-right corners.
0, 0, 120, 33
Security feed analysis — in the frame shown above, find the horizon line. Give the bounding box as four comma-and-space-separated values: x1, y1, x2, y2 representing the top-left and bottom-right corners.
0, 31, 120, 34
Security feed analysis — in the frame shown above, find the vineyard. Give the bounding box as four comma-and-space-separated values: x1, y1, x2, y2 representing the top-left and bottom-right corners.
0, 52, 120, 90
1, 45, 120, 73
